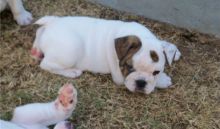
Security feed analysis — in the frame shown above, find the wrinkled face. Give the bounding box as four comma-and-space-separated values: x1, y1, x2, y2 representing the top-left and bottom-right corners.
115, 35, 165, 94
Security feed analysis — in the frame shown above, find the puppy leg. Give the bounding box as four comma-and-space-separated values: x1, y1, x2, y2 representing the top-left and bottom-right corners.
111, 73, 124, 85
0, 120, 49, 129
155, 72, 172, 88
161, 41, 181, 65
11, 83, 77, 126
40, 58, 82, 78
7, 0, 33, 25
0, 120, 24, 129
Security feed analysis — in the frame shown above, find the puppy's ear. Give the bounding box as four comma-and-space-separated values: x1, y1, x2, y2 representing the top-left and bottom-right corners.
161, 41, 181, 66
115, 35, 142, 76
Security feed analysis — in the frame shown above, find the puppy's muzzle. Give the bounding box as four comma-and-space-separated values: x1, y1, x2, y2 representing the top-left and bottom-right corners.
135, 79, 147, 90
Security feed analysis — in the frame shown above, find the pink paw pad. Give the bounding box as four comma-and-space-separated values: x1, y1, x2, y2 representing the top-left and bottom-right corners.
58, 83, 76, 108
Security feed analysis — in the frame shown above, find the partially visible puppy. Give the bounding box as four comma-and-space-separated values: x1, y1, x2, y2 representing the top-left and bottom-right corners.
0, 120, 74, 129
0, 0, 32, 25
11, 83, 77, 126
0, 83, 77, 129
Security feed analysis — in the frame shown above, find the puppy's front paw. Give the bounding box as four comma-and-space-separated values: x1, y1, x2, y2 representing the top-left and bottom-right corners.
63, 69, 82, 78
156, 73, 172, 89
14, 10, 33, 25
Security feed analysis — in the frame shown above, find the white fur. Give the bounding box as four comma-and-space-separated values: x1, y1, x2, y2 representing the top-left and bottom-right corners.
1, 84, 77, 129
1, 119, 49, 129
124, 72, 156, 94
0, 0, 32, 25
155, 72, 172, 88
0, 120, 25, 129
11, 102, 70, 126
12, 88, 77, 126
0, 120, 72, 129
33, 16, 181, 94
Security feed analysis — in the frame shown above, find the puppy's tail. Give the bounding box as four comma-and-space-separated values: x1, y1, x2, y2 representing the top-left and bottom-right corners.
34, 16, 59, 26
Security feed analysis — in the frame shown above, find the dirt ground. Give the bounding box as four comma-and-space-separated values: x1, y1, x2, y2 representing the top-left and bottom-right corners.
0, 0, 219, 129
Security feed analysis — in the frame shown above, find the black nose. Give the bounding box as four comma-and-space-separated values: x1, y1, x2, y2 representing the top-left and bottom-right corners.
135, 79, 147, 89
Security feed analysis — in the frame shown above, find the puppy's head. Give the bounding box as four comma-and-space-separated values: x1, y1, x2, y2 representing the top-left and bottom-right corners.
115, 35, 165, 94
55, 83, 77, 112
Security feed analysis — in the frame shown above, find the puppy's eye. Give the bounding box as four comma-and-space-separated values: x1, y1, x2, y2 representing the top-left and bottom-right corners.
153, 71, 160, 76
129, 68, 135, 73
69, 99, 73, 104
127, 64, 135, 73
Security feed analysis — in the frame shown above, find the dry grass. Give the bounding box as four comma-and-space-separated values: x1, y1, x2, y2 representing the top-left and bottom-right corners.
0, 0, 220, 129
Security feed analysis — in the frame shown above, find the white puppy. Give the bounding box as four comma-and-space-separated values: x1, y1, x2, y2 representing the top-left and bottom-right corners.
0, 0, 32, 25
0, 83, 76, 129
31, 16, 181, 94
11, 83, 77, 127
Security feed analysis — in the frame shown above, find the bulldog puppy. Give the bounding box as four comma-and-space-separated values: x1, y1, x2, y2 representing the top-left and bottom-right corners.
32, 16, 181, 94
11, 83, 77, 127
0, 0, 32, 25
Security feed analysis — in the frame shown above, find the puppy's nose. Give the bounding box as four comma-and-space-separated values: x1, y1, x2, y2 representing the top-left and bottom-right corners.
135, 79, 147, 89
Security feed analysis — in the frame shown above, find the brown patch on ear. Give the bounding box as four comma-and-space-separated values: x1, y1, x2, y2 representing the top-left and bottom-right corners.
150, 50, 159, 62
115, 35, 142, 76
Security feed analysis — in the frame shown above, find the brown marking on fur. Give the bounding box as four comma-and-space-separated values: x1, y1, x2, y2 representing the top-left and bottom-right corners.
150, 50, 159, 62
115, 35, 142, 76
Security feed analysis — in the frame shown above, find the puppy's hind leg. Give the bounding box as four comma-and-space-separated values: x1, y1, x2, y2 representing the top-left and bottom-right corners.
40, 58, 82, 78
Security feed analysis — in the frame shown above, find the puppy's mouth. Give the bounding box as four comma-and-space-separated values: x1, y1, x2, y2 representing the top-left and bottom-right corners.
135, 87, 146, 93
